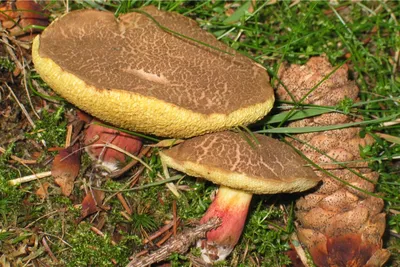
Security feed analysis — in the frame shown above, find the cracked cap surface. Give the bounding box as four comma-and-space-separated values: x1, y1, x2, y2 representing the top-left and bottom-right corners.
159, 131, 320, 194
32, 6, 274, 138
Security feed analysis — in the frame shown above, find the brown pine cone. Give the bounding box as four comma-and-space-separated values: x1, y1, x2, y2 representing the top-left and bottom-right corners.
276, 57, 390, 266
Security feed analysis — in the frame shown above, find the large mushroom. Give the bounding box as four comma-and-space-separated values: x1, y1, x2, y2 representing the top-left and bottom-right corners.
159, 131, 320, 263
31, 6, 274, 138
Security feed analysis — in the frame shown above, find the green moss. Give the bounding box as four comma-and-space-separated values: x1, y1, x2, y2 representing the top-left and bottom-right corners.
66, 223, 131, 266
176, 180, 215, 220
0, 178, 24, 223
239, 201, 292, 266
26, 106, 67, 148
0, 56, 15, 72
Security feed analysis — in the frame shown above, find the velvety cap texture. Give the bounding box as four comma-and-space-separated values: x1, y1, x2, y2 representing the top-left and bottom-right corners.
32, 6, 274, 138
159, 131, 320, 194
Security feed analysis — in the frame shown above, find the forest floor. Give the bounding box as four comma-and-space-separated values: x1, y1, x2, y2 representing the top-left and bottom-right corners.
0, 1, 399, 266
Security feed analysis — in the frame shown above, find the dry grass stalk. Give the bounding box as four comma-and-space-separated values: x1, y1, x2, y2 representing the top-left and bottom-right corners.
0, 146, 36, 164
8, 171, 52, 185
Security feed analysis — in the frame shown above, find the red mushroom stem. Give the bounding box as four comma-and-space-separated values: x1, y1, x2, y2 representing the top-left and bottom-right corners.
84, 121, 143, 172
197, 186, 252, 263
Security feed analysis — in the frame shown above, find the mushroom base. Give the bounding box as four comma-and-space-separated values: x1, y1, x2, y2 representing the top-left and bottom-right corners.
197, 186, 252, 263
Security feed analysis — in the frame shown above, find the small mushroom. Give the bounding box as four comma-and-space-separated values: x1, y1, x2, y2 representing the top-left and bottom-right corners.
84, 121, 143, 172
32, 6, 274, 138
159, 131, 320, 263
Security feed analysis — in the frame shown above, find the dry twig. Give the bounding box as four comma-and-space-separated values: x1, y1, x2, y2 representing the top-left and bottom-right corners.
0, 146, 36, 164
1, 32, 24, 71
91, 226, 117, 245
8, 171, 52, 185
126, 217, 221, 267
156, 230, 174, 247
4, 83, 35, 128
42, 237, 59, 263
143, 220, 176, 245
173, 200, 177, 237
117, 193, 132, 215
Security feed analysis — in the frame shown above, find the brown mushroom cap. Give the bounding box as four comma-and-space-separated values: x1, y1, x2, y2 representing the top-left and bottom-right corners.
32, 6, 274, 138
159, 131, 320, 194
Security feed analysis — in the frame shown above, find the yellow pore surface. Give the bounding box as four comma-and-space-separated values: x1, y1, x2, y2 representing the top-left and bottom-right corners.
159, 150, 319, 194
32, 37, 275, 139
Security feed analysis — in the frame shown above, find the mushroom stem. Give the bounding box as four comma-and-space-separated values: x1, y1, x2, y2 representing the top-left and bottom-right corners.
197, 186, 252, 263
84, 122, 142, 172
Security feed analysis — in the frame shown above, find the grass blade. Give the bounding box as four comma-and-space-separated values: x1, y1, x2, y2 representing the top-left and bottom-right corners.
258, 107, 333, 125
257, 113, 400, 134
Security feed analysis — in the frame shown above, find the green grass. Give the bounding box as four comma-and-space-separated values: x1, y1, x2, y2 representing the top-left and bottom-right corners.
0, 0, 399, 266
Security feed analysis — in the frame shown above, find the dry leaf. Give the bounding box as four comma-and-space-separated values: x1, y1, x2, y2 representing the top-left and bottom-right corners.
36, 182, 50, 199
0, 254, 11, 267
51, 144, 81, 196
80, 189, 105, 220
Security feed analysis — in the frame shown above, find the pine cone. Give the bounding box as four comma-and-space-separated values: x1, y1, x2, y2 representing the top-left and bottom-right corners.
276, 57, 390, 266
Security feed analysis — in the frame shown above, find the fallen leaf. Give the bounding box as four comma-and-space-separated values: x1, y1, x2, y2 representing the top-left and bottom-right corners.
80, 189, 105, 220
35, 182, 50, 199
51, 144, 81, 196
